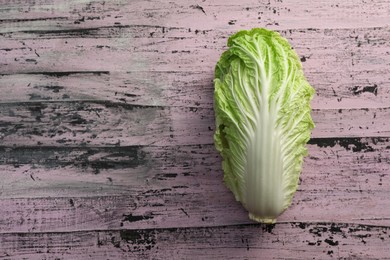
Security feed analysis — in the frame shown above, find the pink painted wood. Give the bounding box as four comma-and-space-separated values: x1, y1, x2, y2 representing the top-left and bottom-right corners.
0, 0, 389, 259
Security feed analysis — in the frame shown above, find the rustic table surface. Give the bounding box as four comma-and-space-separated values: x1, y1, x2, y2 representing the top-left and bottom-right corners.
1, 0, 389, 259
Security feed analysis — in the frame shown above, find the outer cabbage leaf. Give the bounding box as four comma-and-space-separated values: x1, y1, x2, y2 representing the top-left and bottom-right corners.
214, 28, 315, 224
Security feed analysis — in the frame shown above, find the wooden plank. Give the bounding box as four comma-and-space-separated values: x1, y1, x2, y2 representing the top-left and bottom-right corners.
0, 0, 389, 32
1, 222, 389, 259
0, 138, 389, 232
0, 26, 388, 109
0, 101, 388, 147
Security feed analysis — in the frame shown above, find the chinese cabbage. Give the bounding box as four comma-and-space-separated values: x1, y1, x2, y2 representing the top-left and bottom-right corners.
214, 28, 315, 224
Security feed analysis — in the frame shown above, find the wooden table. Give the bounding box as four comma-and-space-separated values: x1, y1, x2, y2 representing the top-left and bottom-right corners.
1, 0, 389, 259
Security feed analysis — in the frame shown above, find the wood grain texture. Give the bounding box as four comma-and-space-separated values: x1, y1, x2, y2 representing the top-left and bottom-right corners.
1, 223, 389, 260
0, 0, 389, 31
0, 26, 389, 109
1, 138, 389, 233
0, 102, 388, 147
0, 0, 389, 259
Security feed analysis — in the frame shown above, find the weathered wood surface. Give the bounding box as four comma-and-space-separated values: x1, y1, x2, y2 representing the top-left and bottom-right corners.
0, 0, 389, 259
1, 26, 389, 109
1, 223, 389, 260
0, 102, 389, 147
0, 138, 390, 235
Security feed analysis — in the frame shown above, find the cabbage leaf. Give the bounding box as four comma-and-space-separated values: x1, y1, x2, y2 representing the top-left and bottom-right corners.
214, 28, 315, 223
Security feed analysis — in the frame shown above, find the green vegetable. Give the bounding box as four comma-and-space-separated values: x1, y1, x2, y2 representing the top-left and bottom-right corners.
214, 28, 315, 224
